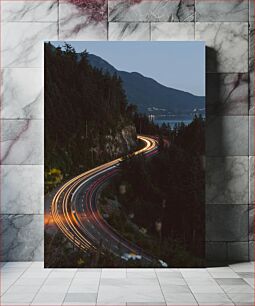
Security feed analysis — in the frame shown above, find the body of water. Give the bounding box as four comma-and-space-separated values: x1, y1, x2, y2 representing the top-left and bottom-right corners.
154, 118, 193, 128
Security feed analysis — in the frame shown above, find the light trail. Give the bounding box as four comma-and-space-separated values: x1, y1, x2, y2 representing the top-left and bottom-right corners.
50, 135, 158, 259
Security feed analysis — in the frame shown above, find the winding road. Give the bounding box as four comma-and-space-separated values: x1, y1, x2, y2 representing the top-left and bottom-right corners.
50, 135, 159, 265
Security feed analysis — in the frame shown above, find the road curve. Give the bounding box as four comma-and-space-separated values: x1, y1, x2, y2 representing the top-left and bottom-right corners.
50, 135, 158, 264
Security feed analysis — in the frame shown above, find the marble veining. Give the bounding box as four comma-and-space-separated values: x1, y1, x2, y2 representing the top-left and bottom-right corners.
1, 68, 43, 119
206, 73, 248, 116
206, 156, 249, 205
249, 79, 254, 117
249, 204, 254, 241
109, 22, 150, 40
1, 119, 43, 165
196, 22, 248, 73
70, 0, 107, 23
59, 0, 107, 40
151, 22, 194, 40
196, 0, 248, 22
249, 71, 254, 115
0, 215, 43, 262
1, 165, 43, 214
249, 26, 254, 114
249, 156, 254, 205
2, 22, 58, 68
249, 25, 254, 73
1, 0, 58, 22
249, 116, 254, 155
108, 0, 195, 22
250, 0, 254, 21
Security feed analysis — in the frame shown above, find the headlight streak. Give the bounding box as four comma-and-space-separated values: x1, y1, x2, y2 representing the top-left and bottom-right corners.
50, 135, 158, 258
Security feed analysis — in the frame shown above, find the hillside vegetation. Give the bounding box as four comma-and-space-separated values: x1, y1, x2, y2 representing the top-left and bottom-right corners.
45, 42, 137, 193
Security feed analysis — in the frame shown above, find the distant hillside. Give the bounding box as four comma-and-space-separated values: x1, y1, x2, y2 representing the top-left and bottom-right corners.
87, 53, 205, 116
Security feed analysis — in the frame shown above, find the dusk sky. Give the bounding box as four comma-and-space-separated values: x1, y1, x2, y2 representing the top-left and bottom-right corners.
51, 41, 205, 96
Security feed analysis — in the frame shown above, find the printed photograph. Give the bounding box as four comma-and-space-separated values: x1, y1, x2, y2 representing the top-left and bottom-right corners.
44, 41, 205, 268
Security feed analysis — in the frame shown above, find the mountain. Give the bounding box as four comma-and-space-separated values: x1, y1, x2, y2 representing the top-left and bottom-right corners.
87, 53, 205, 116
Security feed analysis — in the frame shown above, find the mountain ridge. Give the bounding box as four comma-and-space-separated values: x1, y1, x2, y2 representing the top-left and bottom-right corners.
86, 53, 205, 116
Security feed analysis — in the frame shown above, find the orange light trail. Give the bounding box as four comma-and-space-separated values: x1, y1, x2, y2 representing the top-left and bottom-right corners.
50, 135, 158, 254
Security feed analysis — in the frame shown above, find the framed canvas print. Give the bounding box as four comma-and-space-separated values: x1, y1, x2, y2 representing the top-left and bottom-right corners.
44, 41, 205, 268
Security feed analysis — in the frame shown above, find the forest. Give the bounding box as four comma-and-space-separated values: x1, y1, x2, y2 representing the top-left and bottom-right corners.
44, 42, 137, 193
99, 116, 205, 267
45, 42, 205, 267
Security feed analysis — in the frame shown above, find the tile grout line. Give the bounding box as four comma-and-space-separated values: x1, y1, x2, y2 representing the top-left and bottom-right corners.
29, 266, 54, 305
194, 0, 197, 24
61, 268, 78, 305
1, 21, 58, 23
57, 0, 60, 40
1, 69, 251, 75
1, 262, 33, 296
248, 120, 251, 259
207, 266, 241, 305
1, 118, 43, 121
178, 269, 200, 306
95, 268, 102, 305
107, 0, 109, 41
149, 21, 151, 41
0, 164, 43, 168
194, 0, 196, 40
154, 269, 167, 306
226, 264, 254, 305
248, 5, 251, 262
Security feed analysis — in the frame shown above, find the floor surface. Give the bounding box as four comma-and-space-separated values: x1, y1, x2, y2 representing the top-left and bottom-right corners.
0, 262, 254, 305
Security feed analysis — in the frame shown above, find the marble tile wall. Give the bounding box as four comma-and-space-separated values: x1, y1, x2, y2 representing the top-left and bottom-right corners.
0, 0, 58, 261
0, 0, 254, 263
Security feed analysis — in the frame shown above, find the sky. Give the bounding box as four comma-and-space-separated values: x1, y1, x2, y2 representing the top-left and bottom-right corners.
51, 41, 205, 96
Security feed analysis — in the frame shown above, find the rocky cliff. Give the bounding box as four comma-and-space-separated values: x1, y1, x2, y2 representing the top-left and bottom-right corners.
104, 125, 137, 158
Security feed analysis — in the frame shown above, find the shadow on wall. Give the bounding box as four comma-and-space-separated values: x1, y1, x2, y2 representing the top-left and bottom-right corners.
205, 46, 250, 265
205, 46, 228, 266
205, 47, 224, 151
